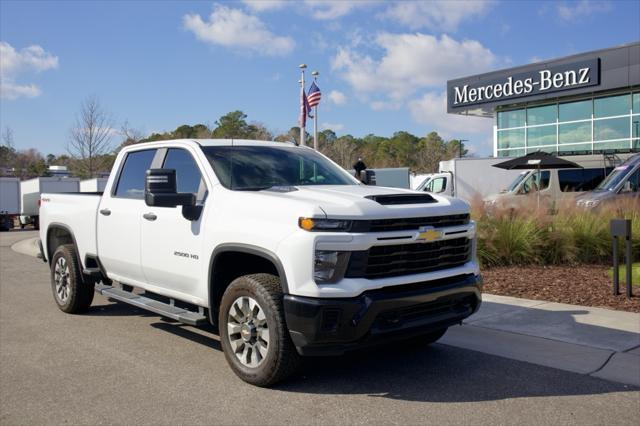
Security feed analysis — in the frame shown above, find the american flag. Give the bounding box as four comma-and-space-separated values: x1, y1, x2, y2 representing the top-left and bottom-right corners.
299, 87, 310, 127
307, 81, 321, 108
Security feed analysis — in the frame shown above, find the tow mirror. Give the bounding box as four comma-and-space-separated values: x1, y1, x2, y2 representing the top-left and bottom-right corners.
145, 169, 195, 208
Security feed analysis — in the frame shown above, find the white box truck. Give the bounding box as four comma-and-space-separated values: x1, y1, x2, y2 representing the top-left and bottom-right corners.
417, 158, 522, 202
80, 178, 108, 193
20, 177, 80, 229
0, 177, 20, 231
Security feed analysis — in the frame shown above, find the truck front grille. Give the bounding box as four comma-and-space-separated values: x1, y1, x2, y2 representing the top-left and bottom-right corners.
345, 237, 471, 279
350, 214, 470, 233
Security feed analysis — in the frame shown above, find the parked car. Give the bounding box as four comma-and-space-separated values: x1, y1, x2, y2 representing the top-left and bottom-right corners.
576, 153, 640, 208
39, 139, 481, 386
483, 153, 636, 209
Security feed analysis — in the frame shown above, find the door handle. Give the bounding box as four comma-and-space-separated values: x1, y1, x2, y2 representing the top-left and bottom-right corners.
99, 208, 111, 216
143, 213, 157, 221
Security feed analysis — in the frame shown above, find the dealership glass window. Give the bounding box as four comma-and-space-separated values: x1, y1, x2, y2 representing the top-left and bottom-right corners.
527, 125, 556, 147
558, 122, 591, 144
497, 149, 525, 158
498, 109, 525, 129
559, 99, 591, 122
594, 117, 630, 141
633, 92, 640, 114
594, 94, 630, 118
594, 140, 631, 151
527, 104, 556, 125
633, 116, 640, 139
497, 128, 525, 149
526, 145, 556, 154
557, 143, 592, 153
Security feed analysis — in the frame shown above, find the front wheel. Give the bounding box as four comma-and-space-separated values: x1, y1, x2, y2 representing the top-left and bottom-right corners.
50, 244, 94, 313
219, 274, 300, 387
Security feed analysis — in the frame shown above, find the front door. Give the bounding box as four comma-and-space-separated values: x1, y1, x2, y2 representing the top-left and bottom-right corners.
140, 147, 209, 304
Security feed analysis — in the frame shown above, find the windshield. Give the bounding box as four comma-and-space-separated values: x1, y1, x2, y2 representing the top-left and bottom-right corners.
202, 145, 356, 190
595, 165, 633, 192
506, 172, 529, 192
416, 177, 431, 191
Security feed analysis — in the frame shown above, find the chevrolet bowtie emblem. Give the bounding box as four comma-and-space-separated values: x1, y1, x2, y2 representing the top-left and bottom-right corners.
417, 227, 443, 242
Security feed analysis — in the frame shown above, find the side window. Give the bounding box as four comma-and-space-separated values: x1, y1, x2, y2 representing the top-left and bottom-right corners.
162, 148, 206, 202
558, 169, 607, 192
114, 149, 156, 199
430, 177, 446, 193
521, 171, 550, 194
621, 170, 639, 193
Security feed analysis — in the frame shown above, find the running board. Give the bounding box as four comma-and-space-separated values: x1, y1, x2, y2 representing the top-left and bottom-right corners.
95, 283, 207, 326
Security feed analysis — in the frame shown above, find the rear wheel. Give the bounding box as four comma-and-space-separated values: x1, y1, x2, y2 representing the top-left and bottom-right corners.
50, 244, 94, 313
219, 273, 300, 387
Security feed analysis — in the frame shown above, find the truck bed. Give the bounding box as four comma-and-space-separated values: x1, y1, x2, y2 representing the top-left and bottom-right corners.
39, 193, 102, 265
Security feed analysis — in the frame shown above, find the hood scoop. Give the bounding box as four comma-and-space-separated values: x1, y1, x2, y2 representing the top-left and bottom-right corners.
365, 194, 437, 205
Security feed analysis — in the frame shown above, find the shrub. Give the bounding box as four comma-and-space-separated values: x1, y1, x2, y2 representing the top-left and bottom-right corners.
472, 196, 640, 267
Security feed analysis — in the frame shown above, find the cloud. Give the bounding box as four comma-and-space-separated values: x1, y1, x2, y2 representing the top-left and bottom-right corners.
382, 0, 494, 32
556, 0, 611, 21
331, 33, 497, 100
321, 122, 344, 131
183, 5, 294, 56
241, 0, 286, 12
327, 90, 347, 105
408, 92, 493, 139
0, 41, 58, 100
305, 0, 372, 20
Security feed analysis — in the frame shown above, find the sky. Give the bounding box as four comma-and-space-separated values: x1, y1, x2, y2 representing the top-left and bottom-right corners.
1, 0, 639, 157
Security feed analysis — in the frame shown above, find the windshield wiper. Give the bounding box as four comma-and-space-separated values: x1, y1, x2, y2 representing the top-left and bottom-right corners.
233, 186, 274, 191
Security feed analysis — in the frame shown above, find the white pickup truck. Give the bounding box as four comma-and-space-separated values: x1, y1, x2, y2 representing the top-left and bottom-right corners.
39, 139, 481, 386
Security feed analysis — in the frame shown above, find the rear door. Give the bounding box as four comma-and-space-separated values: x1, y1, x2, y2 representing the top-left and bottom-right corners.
97, 148, 158, 285
140, 147, 209, 302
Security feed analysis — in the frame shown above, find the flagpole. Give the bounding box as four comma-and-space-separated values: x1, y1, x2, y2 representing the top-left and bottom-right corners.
312, 70, 319, 151
299, 64, 307, 147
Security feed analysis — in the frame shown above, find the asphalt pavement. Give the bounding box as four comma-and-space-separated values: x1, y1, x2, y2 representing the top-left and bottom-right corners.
1, 231, 639, 425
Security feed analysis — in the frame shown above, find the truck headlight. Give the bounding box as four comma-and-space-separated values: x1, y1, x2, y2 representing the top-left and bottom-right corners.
299, 217, 352, 232
314, 250, 349, 283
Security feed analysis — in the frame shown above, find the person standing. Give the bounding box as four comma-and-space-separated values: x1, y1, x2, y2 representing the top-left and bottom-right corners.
353, 157, 367, 182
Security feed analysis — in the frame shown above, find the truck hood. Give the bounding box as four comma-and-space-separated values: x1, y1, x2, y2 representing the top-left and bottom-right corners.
258, 185, 470, 219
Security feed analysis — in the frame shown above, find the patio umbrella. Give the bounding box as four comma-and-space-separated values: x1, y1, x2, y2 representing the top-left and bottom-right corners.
492, 151, 582, 208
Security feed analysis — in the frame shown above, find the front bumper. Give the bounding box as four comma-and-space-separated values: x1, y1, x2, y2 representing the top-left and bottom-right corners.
284, 273, 482, 356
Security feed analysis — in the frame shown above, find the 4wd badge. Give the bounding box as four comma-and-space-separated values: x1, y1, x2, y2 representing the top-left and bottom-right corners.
417, 227, 443, 242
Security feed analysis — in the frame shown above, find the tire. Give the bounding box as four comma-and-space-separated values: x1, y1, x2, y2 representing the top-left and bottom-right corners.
219, 273, 300, 387
50, 244, 94, 313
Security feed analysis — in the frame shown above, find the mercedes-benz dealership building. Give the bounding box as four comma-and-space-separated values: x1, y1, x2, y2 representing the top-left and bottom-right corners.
447, 42, 639, 157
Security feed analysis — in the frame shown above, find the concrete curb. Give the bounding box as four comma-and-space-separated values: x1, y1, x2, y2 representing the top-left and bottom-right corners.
11, 237, 40, 258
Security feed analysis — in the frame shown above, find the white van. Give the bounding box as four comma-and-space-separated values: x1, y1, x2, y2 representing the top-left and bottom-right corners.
483, 153, 636, 209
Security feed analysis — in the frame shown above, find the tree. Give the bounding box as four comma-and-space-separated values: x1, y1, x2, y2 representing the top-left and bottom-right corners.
415, 132, 446, 173
68, 95, 114, 178
445, 139, 469, 159
118, 120, 145, 150
1, 127, 17, 172
212, 111, 252, 139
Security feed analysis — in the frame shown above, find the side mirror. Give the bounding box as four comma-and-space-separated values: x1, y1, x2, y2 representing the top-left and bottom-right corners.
145, 169, 195, 207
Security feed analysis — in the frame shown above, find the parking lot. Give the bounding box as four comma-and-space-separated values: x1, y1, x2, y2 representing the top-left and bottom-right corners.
1, 231, 638, 425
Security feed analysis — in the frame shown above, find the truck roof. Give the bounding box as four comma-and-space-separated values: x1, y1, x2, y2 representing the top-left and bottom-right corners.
124, 139, 297, 150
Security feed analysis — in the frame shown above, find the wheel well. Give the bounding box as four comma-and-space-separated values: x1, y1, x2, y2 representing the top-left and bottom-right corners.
46, 226, 75, 264
210, 251, 281, 317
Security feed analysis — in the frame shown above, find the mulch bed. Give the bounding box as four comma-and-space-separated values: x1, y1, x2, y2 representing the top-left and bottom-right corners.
482, 265, 640, 313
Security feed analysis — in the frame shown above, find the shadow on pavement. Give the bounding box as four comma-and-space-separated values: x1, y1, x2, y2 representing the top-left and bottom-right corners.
85, 295, 638, 403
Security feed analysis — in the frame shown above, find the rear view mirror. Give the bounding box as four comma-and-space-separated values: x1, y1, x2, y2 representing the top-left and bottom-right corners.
145, 169, 195, 207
